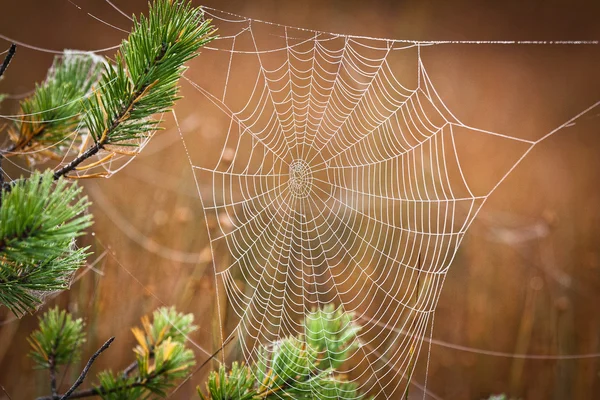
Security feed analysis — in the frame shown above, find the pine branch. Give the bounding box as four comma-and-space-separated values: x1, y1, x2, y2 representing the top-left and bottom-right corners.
121, 306, 199, 378
54, 0, 216, 179
198, 305, 369, 400
34, 307, 198, 400
0, 173, 92, 316
59, 337, 115, 400
0, 0, 215, 318
0, 44, 16, 79
49, 316, 68, 398
4, 51, 103, 162
2, 0, 215, 182
28, 307, 86, 370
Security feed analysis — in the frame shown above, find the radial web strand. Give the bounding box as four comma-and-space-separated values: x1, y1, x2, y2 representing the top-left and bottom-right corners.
167, 7, 600, 398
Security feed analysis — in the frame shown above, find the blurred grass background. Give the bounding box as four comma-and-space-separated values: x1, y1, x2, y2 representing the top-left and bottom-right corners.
0, 0, 599, 399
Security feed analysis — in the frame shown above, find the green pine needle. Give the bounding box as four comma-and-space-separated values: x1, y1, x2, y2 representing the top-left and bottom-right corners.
91, 307, 197, 399
52, 0, 217, 179
304, 303, 362, 370
28, 306, 86, 369
199, 305, 369, 400
0, 170, 92, 316
9, 52, 104, 162
84, 0, 216, 146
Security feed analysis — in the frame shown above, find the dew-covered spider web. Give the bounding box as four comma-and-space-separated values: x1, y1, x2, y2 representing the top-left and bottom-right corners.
1, 2, 599, 398
172, 7, 599, 399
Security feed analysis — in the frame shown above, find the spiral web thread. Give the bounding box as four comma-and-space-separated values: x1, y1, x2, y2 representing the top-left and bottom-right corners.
167, 7, 599, 399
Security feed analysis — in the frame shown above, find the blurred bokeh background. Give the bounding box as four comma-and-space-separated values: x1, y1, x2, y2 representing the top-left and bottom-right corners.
0, 0, 599, 399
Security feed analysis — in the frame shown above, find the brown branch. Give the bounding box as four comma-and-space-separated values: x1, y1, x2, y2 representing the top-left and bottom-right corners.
1, 385, 14, 400
0, 44, 17, 200
52, 141, 104, 180
122, 359, 140, 378
53, 43, 167, 181
37, 359, 175, 400
58, 337, 115, 400
48, 355, 58, 399
0, 44, 16, 79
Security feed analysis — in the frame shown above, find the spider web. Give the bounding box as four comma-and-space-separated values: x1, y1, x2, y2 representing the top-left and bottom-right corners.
1, 2, 599, 398
171, 7, 600, 399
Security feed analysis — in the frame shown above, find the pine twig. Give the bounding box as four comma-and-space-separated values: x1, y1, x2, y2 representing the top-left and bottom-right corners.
38, 363, 180, 400
49, 318, 68, 399
1, 385, 13, 400
49, 356, 58, 399
0, 44, 17, 195
122, 359, 139, 377
58, 337, 115, 400
0, 43, 16, 79
51, 50, 165, 181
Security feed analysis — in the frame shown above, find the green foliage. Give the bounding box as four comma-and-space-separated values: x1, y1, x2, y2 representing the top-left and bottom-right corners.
28, 306, 197, 399
201, 362, 256, 400
27, 306, 86, 369
199, 305, 367, 400
95, 338, 195, 399
304, 303, 361, 370
84, 0, 216, 146
0, 0, 216, 317
9, 51, 103, 162
132, 306, 197, 348
0, 170, 92, 316
92, 306, 197, 399
5, 0, 217, 396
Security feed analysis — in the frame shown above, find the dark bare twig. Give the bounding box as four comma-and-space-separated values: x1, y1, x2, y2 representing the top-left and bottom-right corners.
53, 43, 169, 181
59, 337, 115, 400
58, 334, 86, 394
0, 44, 17, 197
48, 316, 68, 399
122, 358, 140, 378
38, 359, 183, 400
49, 356, 58, 399
0, 44, 16, 79
1, 385, 14, 400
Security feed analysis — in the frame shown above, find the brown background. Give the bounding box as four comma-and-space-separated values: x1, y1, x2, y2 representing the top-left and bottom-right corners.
0, 0, 599, 399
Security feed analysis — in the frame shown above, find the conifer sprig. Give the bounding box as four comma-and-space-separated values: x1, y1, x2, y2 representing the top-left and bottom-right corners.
0, 171, 92, 316
6, 52, 104, 163
199, 305, 368, 400
54, 0, 216, 179
0, 44, 16, 80
34, 307, 197, 400
28, 307, 86, 369
0, 0, 216, 317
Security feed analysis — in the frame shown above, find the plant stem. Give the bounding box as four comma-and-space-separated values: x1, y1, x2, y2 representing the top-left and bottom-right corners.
0, 44, 16, 79
53, 43, 168, 181
49, 355, 58, 399
0, 44, 17, 203
59, 337, 114, 400
121, 359, 139, 378
52, 141, 104, 180
37, 359, 172, 400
